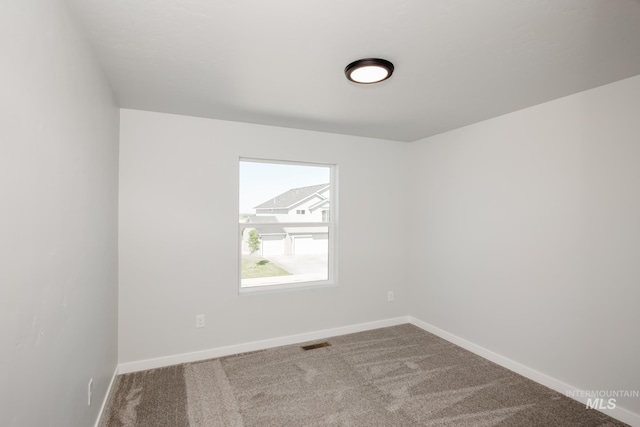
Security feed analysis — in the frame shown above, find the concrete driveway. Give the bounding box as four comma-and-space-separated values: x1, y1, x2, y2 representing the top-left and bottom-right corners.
266, 253, 328, 275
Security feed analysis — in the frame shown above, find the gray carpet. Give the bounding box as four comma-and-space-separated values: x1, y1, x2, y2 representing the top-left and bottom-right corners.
100, 324, 628, 426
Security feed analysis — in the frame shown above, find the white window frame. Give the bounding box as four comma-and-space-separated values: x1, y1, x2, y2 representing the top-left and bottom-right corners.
238, 158, 338, 294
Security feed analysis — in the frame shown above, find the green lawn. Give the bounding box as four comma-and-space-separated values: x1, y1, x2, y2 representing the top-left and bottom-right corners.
241, 256, 291, 279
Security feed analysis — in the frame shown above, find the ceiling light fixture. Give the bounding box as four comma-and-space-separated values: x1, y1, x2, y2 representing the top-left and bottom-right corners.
345, 58, 394, 84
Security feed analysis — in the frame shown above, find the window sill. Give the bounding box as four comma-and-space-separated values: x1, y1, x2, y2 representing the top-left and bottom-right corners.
239, 278, 337, 295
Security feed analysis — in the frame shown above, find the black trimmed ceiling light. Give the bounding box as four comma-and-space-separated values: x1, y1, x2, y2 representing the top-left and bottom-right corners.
345, 58, 394, 84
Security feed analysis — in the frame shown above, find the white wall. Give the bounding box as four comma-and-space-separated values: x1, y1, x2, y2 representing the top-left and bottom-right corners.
118, 109, 409, 364
0, 1, 119, 426
408, 75, 640, 416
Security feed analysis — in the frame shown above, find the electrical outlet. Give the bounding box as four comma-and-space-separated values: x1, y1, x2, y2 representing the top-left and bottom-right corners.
387, 291, 394, 302
88, 378, 93, 406
196, 314, 205, 328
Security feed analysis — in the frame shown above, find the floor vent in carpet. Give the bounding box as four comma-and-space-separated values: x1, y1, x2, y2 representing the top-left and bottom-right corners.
301, 342, 331, 351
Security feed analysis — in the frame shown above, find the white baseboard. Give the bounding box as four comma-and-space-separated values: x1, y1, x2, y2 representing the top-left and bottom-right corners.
409, 316, 640, 427
118, 316, 410, 374
94, 364, 119, 427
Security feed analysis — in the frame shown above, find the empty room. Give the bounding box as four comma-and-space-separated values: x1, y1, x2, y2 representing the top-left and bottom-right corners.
2, 0, 639, 426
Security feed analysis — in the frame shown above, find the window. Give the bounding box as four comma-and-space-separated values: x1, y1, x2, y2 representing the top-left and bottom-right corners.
239, 158, 336, 292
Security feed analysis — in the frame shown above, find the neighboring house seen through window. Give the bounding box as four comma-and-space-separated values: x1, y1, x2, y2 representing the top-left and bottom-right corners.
239, 158, 336, 291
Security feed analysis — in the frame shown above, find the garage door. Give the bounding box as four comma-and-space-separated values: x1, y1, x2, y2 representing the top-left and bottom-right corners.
293, 235, 328, 255
261, 236, 285, 256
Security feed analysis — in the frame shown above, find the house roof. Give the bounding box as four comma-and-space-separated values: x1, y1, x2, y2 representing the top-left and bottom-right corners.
254, 184, 329, 210
246, 216, 285, 234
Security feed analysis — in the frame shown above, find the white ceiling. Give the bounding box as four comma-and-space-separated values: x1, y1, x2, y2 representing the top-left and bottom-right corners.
65, 0, 640, 142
